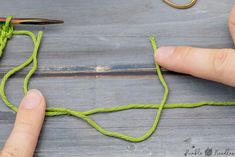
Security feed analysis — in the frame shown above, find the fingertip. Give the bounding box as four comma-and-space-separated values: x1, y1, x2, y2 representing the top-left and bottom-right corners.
2, 89, 46, 157
16, 88, 46, 136
21, 89, 45, 110
155, 47, 175, 64
17, 89, 46, 131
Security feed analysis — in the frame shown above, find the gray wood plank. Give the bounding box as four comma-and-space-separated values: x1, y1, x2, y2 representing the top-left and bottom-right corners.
1, 75, 235, 156
0, 0, 234, 75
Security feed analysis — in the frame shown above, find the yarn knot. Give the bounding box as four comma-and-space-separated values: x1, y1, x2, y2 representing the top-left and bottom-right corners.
0, 16, 13, 57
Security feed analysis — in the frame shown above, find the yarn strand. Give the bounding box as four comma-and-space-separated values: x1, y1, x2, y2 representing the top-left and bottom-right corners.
1, 16, 235, 142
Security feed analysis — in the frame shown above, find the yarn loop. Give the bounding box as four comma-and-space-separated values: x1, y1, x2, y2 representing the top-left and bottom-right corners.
1, 16, 235, 142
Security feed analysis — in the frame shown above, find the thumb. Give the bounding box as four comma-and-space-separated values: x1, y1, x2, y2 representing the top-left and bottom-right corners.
155, 47, 235, 87
1, 89, 46, 157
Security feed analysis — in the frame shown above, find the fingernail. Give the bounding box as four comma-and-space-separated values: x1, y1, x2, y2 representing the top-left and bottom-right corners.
22, 89, 43, 109
156, 47, 175, 59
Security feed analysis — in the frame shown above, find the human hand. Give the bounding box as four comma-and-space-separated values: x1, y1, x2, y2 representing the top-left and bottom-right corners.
0, 89, 46, 157
155, 6, 235, 87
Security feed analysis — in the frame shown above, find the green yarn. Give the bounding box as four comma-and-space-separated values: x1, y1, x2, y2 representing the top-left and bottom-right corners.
0, 17, 13, 57
1, 16, 235, 142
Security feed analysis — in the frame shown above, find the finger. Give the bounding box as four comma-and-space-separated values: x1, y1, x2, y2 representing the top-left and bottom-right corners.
1, 89, 46, 157
155, 46, 235, 87
228, 6, 235, 44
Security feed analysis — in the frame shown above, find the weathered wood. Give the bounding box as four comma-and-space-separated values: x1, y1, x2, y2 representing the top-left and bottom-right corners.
1, 0, 235, 156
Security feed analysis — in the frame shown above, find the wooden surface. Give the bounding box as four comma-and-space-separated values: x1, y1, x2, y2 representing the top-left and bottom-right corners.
1, 0, 235, 156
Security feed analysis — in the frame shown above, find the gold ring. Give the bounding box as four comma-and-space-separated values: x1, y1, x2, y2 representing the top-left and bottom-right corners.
163, 0, 197, 9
